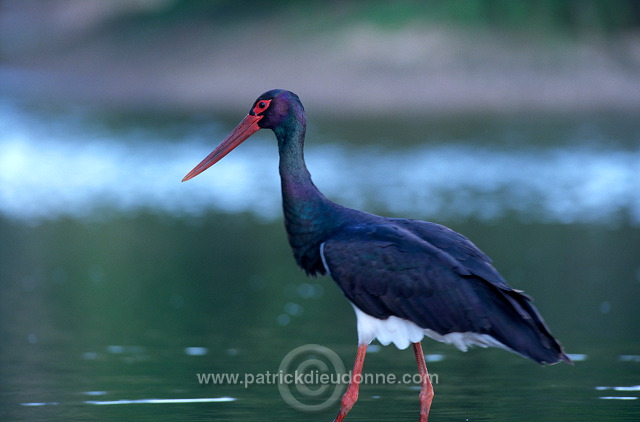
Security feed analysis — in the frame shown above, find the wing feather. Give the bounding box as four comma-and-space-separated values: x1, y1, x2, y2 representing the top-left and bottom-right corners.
321, 219, 568, 364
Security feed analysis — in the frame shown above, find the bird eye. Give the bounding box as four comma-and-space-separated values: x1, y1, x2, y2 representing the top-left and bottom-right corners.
252, 99, 271, 115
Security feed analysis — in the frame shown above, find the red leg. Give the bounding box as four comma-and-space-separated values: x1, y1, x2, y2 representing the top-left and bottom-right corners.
333, 343, 367, 422
413, 341, 434, 422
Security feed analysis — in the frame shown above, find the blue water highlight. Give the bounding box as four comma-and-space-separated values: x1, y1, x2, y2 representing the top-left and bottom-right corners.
2, 100, 639, 225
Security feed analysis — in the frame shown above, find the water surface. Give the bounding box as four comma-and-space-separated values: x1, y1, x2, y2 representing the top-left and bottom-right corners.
1, 98, 639, 421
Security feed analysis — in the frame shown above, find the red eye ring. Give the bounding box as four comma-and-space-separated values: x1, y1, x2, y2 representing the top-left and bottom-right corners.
252, 99, 271, 115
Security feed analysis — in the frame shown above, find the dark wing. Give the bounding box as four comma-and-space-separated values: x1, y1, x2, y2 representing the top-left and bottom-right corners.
391, 218, 509, 287
321, 219, 570, 364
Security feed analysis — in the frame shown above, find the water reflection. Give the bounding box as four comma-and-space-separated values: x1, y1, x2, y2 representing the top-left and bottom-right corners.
596, 385, 640, 401
1, 98, 639, 226
22, 397, 236, 406
84, 397, 236, 405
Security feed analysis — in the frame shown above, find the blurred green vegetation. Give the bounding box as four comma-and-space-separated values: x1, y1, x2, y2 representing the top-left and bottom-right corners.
144, 0, 640, 34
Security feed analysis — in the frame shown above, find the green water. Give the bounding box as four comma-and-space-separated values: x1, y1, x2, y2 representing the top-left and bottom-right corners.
1, 103, 639, 421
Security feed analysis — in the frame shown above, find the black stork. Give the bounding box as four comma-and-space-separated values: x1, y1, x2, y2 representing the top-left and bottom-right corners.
182, 89, 572, 421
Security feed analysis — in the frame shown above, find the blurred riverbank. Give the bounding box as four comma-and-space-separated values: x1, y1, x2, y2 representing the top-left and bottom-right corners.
2, 0, 640, 115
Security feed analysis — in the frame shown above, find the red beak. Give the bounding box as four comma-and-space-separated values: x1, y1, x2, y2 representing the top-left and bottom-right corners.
182, 114, 263, 182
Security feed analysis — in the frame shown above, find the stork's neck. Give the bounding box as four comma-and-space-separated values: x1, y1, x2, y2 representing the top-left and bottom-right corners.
276, 122, 333, 225
275, 121, 339, 274
276, 123, 315, 192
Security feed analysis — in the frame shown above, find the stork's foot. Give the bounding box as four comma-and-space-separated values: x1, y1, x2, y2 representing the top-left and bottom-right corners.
333, 382, 359, 422
333, 343, 367, 422
418, 381, 434, 421
414, 342, 434, 422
